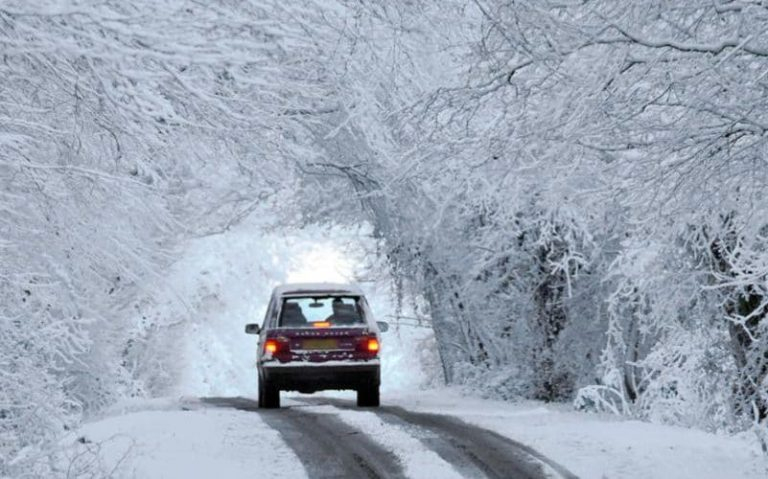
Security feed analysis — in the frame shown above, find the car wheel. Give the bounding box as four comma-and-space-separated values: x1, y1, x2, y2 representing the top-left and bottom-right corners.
356, 385, 380, 407
259, 380, 280, 409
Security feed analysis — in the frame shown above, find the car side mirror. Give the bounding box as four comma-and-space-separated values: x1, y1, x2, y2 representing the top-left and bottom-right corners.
376, 321, 389, 333
245, 323, 261, 335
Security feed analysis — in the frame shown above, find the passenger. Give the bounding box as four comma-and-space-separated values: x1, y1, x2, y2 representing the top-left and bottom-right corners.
324, 298, 345, 323
325, 298, 359, 324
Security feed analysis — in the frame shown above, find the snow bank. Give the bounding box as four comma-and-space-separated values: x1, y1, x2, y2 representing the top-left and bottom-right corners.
73, 403, 306, 479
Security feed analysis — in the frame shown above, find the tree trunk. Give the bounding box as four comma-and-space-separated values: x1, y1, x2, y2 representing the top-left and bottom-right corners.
531, 243, 573, 401
710, 223, 768, 422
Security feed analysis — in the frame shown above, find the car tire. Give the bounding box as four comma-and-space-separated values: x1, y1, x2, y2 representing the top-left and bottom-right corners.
259, 380, 280, 409
356, 385, 380, 407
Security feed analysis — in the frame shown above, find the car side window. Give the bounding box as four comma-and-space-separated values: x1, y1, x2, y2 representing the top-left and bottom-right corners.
263, 296, 277, 329
269, 298, 279, 326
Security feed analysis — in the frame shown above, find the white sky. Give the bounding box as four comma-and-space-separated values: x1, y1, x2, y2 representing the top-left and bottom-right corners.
286, 243, 354, 283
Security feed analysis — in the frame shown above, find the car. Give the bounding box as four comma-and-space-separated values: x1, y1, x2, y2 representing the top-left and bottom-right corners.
244, 283, 389, 409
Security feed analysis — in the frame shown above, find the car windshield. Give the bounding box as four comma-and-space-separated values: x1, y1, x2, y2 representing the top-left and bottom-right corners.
278, 295, 365, 328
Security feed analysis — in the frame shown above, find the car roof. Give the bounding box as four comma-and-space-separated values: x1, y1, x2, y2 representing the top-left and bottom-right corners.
272, 282, 365, 297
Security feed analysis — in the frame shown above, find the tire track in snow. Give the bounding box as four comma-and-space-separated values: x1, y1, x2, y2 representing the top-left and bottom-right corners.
298, 404, 465, 479
201, 397, 405, 479
298, 397, 580, 479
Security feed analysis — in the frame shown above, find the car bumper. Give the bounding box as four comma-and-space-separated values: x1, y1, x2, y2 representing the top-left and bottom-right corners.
260, 360, 380, 393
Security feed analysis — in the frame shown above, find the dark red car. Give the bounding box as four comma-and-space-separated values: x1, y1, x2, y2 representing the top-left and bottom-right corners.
245, 283, 388, 408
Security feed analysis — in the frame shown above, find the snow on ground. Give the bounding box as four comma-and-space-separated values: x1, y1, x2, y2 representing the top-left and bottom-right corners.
389, 387, 768, 479
72, 400, 306, 479
71, 389, 767, 479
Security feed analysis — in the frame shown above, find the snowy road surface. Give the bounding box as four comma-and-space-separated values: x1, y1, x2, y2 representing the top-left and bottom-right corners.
202, 396, 576, 479
75, 389, 768, 479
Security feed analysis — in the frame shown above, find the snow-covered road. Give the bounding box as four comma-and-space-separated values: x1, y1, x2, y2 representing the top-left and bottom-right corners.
72, 389, 768, 479
202, 396, 575, 479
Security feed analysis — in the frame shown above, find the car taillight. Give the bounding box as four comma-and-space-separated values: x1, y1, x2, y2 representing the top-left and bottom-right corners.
265, 339, 279, 354
264, 337, 290, 355
356, 336, 379, 355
